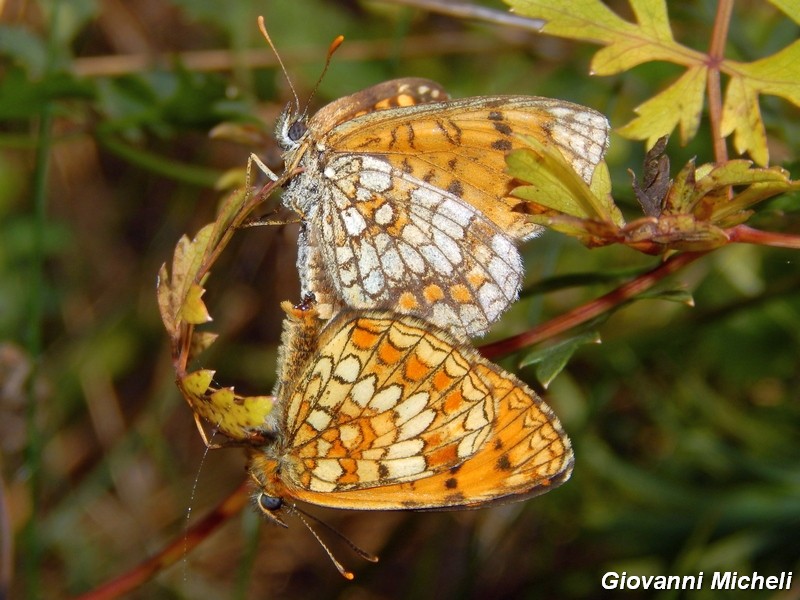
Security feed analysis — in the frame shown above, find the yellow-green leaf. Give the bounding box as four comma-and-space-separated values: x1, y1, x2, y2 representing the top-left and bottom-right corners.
207, 388, 274, 440
721, 41, 800, 165
721, 78, 768, 165
508, 135, 623, 225
180, 283, 212, 325
506, 0, 701, 75
157, 224, 215, 338
617, 66, 707, 147
770, 0, 800, 25
182, 369, 214, 396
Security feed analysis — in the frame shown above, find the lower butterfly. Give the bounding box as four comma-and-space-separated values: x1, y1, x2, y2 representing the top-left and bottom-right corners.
248, 300, 574, 575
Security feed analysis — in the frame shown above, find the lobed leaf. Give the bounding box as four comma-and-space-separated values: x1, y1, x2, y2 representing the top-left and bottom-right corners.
178, 370, 275, 443
617, 66, 707, 148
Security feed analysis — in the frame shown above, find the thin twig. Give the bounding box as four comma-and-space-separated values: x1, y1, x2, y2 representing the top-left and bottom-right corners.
480, 252, 706, 360
372, 0, 544, 30
73, 481, 251, 600
74, 32, 528, 78
706, 0, 734, 164
727, 225, 800, 249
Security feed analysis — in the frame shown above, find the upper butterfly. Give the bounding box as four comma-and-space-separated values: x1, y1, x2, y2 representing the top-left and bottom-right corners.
276, 77, 610, 338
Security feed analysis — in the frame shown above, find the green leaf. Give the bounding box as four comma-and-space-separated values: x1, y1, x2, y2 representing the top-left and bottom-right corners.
721, 41, 800, 165
769, 0, 800, 27
506, 0, 703, 75
0, 25, 48, 76
617, 66, 707, 147
519, 331, 601, 388
508, 135, 623, 225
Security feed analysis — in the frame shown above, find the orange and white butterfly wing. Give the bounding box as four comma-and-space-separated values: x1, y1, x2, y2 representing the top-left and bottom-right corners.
278, 78, 449, 165
322, 96, 610, 238
250, 311, 573, 510
295, 154, 524, 338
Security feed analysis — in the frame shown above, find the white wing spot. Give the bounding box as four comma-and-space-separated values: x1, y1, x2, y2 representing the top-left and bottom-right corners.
334, 355, 362, 383
398, 242, 426, 274
420, 244, 453, 275
341, 207, 367, 236
359, 168, 392, 193
351, 376, 376, 407
395, 391, 430, 424
374, 203, 394, 225
382, 456, 427, 479
398, 409, 436, 441
369, 384, 403, 411
385, 438, 425, 459
307, 409, 332, 432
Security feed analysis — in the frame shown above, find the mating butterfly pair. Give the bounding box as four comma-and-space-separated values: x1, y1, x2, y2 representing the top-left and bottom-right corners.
237, 76, 608, 537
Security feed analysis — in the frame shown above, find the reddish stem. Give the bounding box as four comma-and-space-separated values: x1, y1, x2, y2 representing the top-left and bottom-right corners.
727, 224, 800, 249
706, 0, 733, 164
480, 252, 706, 360
73, 481, 251, 600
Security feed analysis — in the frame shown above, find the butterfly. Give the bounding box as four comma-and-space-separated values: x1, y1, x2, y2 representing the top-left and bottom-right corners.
275, 77, 610, 338
248, 300, 573, 539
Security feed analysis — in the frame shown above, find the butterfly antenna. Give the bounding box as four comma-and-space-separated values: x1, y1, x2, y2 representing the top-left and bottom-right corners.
286, 504, 379, 580
257, 15, 300, 113
301, 35, 345, 118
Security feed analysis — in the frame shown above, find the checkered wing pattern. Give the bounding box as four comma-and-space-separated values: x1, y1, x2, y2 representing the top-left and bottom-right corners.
249, 310, 573, 510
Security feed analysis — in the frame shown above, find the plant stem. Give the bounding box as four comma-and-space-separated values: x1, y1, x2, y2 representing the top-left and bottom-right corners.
706, 0, 733, 164
480, 252, 706, 360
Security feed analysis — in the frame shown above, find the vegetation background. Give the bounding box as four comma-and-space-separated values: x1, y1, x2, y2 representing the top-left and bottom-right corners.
1, 0, 798, 598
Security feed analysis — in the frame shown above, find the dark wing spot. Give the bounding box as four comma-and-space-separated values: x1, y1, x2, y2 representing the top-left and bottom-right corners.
488, 111, 503, 121
444, 477, 458, 489
447, 158, 457, 170
493, 438, 504, 451
378, 463, 390, 479
445, 492, 466, 504
422, 169, 436, 183
493, 122, 513, 136
491, 139, 513, 152
447, 181, 464, 197
496, 454, 512, 471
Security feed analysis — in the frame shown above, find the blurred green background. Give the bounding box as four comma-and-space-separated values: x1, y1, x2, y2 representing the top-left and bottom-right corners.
1, 1, 798, 598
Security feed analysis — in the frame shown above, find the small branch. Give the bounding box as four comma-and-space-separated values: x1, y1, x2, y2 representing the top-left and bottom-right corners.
706, 0, 734, 164
480, 252, 706, 360
373, 0, 545, 31
74, 32, 529, 78
727, 225, 800, 249
73, 481, 251, 600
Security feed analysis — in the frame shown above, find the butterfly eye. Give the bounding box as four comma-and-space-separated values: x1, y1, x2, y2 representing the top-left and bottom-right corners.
287, 120, 307, 142
258, 493, 283, 512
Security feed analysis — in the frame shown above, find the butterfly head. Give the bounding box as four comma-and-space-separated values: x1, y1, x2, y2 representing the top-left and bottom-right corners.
275, 105, 308, 152
255, 491, 289, 527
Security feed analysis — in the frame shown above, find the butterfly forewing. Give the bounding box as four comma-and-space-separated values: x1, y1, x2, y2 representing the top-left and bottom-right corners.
323, 95, 610, 230
249, 309, 573, 510
279, 79, 610, 338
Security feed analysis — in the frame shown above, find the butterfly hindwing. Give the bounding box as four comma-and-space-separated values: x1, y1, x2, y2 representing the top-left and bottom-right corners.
250, 310, 573, 510
296, 153, 524, 338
